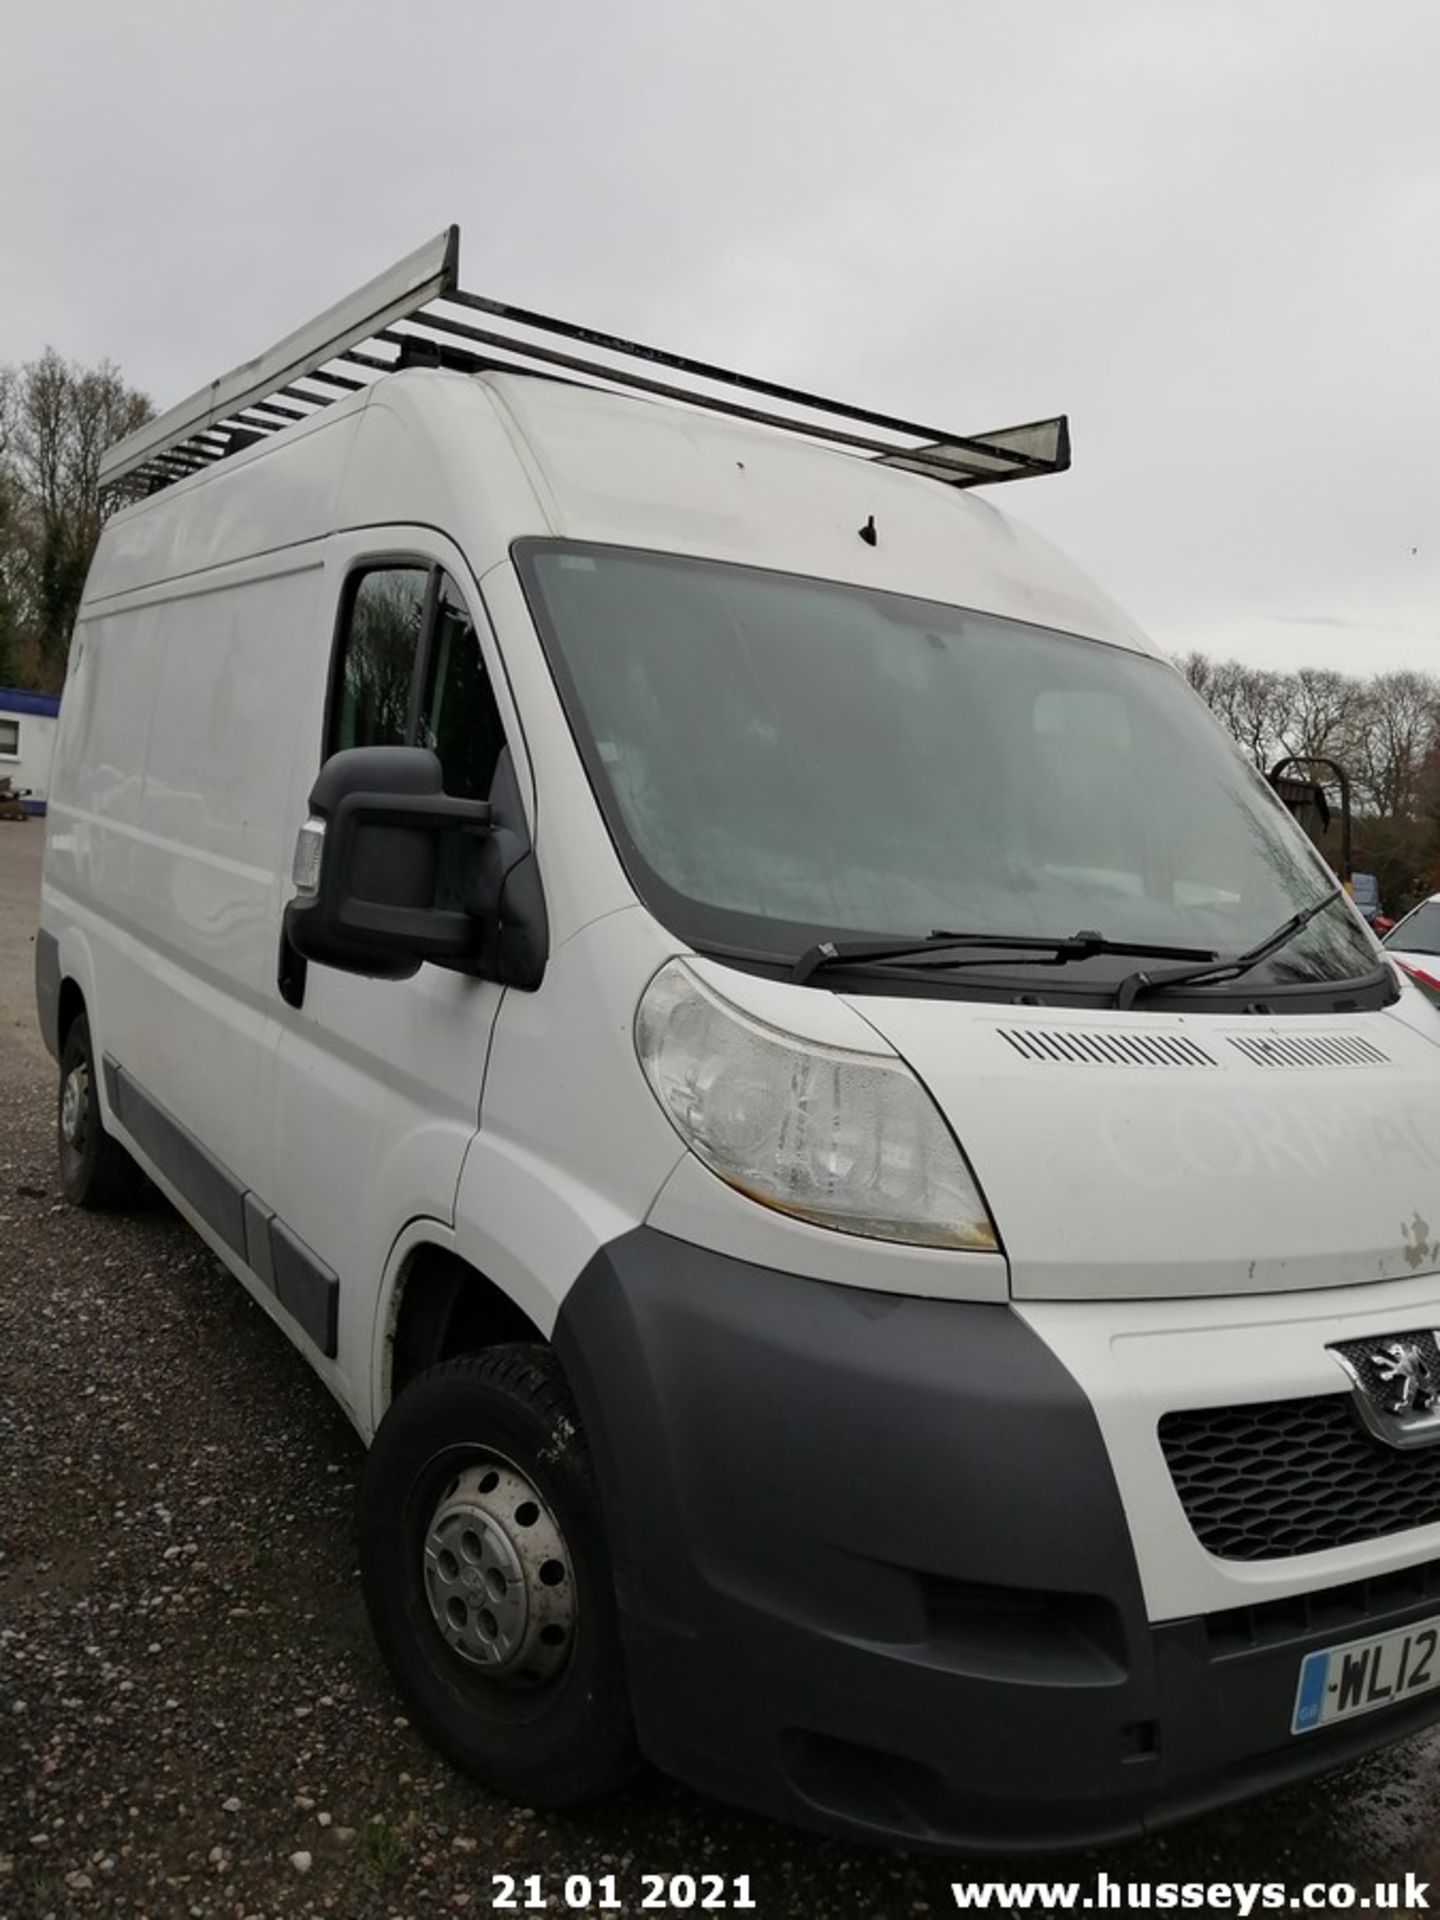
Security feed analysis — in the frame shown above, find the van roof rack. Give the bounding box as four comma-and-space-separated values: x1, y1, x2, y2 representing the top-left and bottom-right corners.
100, 225, 1071, 503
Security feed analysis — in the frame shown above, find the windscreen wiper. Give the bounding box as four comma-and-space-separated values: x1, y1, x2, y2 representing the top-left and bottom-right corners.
1112, 886, 1347, 1009
792, 928, 1216, 986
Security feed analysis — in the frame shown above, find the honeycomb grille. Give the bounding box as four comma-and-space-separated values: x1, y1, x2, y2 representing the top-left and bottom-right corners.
1159, 1395, 1440, 1561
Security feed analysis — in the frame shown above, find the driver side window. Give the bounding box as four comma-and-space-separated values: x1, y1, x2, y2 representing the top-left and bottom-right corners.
417, 573, 508, 802
331, 567, 429, 754
329, 563, 507, 802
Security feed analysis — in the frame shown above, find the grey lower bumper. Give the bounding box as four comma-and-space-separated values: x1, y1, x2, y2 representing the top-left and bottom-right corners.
553, 1227, 1440, 1852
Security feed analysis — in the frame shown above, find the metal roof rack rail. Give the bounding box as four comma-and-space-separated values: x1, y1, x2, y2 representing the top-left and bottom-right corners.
100, 224, 1070, 502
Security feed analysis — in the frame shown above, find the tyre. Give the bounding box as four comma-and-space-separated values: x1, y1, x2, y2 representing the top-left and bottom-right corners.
57, 1013, 144, 1210
359, 1344, 638, 1807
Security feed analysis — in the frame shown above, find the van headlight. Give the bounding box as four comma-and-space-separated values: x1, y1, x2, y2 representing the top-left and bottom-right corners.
636, 959, 999, 1251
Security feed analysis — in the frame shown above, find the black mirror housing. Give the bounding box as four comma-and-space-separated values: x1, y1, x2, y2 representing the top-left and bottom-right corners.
284, 747, 490, 983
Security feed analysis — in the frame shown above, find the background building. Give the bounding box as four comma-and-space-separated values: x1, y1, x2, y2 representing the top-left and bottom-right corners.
0, 685, 59, 814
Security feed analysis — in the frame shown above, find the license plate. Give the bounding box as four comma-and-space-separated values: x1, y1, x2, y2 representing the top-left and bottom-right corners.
1292, 1615, 1440, 1733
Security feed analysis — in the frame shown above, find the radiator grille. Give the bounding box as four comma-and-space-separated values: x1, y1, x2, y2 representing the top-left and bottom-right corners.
1206, 1556, 1440, 1657
1160, 1395, 1440, 1561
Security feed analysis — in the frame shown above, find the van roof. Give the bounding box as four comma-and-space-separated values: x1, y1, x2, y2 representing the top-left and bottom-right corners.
84, 364, 1156, 663
89, 228, 1155, 660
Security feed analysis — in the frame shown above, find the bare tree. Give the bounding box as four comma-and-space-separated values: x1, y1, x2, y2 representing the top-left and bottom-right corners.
1181, 649, 1440, 909
0, 348, 152, 687
1350, 670, 1440, 820
0, 400, 20, 687
1274, 667, 1364, 769
1177, 653, 1288, 770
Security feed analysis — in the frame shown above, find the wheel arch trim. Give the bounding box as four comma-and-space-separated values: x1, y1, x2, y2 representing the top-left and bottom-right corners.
372, 1225, 562, 1437
372, 1219, 461, 1435
47, 924, 101, 1089
35, 928, 62, 1060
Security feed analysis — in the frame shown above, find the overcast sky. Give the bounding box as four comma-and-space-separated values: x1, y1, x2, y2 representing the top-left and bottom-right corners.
3, 0, 1437, 676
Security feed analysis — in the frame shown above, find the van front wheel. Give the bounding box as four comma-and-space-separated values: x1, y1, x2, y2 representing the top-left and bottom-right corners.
359, 1345, 638, 1807
58, 1014, 144, 1211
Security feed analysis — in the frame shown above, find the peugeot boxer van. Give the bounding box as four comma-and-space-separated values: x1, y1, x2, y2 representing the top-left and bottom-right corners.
35, 229, 1440, 1851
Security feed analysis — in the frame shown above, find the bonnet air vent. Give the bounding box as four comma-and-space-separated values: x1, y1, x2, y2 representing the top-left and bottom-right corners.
998, 1029, 1217, 1067
1225, 1032, 1389, 1068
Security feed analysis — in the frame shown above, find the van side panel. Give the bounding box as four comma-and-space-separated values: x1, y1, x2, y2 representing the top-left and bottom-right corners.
47, 553, 324, 1224
87, 410, 360, 603
51, 599, 161, 921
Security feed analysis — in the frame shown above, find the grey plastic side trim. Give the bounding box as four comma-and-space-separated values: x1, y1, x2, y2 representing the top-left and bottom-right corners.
102, 1055, 339, 1360
108, 1059, 247, 1258
243, 1192, 277, 1294
270, 1218, 339, 1360
34, 929, 60, 1060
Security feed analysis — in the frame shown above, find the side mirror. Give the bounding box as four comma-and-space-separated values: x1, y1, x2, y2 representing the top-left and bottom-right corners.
283, 747, 490, 985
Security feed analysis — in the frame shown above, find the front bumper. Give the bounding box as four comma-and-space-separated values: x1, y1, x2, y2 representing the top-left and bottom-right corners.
553, 1228, 1440, 1852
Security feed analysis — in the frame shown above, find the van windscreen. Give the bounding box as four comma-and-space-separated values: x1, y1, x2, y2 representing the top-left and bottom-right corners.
517, 541, 1377, 996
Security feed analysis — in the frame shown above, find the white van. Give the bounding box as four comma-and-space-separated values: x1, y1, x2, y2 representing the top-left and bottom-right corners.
36, 228, 1440, 1852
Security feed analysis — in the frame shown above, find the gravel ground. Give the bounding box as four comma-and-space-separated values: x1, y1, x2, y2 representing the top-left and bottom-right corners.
6, 821, 1440, 1919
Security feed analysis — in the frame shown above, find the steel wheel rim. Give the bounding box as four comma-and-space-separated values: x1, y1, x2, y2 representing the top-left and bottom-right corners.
61, 1062, 89, 1149
420, 1454, 576, 1688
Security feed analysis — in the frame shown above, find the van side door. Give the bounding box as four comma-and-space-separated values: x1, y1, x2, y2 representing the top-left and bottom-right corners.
266, 532, 526, 1412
